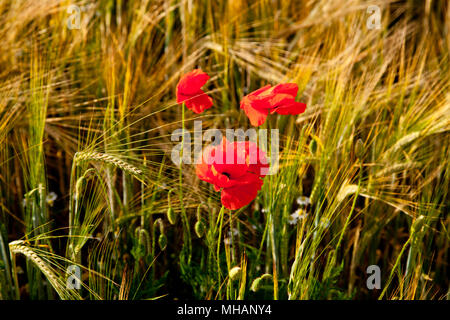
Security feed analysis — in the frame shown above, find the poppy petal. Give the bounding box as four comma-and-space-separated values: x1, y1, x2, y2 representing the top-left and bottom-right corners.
184, 91, 213, 113
249, 84, 272, 97
272, 83, 298, 97
273, 101, 307, 115
220, 179, 263, 210
195, 161, 214, 184
240, 98, 269, 126
177, 69, 210, 96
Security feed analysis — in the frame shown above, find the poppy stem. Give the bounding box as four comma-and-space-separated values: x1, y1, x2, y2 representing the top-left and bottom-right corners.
269, 209, 279, 300
179, 104, 192, 262
216, 205, 225, 289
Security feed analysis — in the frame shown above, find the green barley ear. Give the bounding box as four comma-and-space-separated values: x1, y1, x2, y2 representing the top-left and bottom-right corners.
229, 266, 241, 281
74, 176, 85, 201
412, 215, 426, 234
166, 190, 177, 225
74, 151, 143, 179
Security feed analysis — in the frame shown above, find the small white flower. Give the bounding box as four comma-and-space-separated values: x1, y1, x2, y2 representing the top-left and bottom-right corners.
261, 208, 268, 213
288, 209, 308, 225
46, 192, 57, 201
296, 196, 311, 206
46, 192, 57, 207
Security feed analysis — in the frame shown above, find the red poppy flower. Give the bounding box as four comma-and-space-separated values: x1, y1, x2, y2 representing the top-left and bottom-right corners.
196, 137, 269, 210
240, 83, 306, 126
176, 69, 213, 113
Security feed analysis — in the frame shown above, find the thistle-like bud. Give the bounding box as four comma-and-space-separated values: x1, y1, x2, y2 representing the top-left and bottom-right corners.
229, 266, 241, 281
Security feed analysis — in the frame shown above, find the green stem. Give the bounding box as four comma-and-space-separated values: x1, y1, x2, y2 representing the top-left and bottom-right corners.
216, 205, 225, 289
378, 237, 411, 300
179, 104, 192, 262
269, 209, 278, 300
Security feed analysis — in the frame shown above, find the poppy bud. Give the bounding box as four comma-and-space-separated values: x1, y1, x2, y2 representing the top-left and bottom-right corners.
166, 190, 177, 224
250, 277, 262, 292
167, 207, 177, 225
250, 273, 272, 292
229, 266, 241, 281
309, 139, 317, 154
194, 220, 206, 238
158, 234, 167, 251
154, 218, 164, 234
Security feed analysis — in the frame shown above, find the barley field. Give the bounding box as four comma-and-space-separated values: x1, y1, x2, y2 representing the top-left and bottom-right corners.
0, 0, 448, 301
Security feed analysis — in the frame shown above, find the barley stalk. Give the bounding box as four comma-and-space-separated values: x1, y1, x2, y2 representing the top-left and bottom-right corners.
9, 240, 80, 300
74, 151, 143, 178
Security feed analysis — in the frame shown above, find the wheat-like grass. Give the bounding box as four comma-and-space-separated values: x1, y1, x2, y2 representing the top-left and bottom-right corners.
74, 151, 143, 177
9, 240, 81, 300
